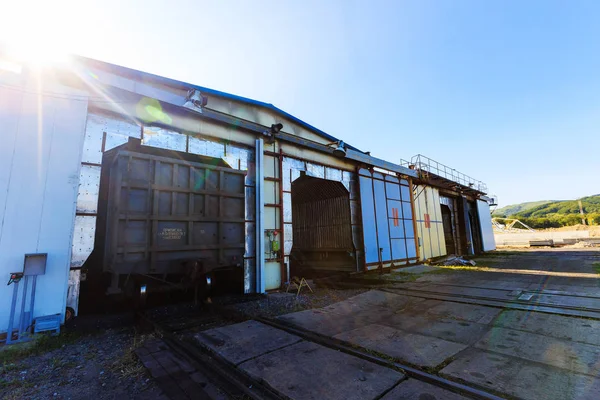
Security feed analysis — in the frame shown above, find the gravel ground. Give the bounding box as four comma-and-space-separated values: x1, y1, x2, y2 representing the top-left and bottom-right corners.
0, 328, 163, 400
0, 286, 368, 400
226, 286, 369, 318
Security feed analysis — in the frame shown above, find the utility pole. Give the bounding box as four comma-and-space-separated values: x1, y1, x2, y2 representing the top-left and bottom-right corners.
578, 200, 586, 225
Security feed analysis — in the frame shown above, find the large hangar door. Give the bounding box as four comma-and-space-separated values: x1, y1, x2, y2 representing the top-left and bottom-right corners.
290, 175, 354, 276
358, 169, 417, 270
476, 200, 496, 251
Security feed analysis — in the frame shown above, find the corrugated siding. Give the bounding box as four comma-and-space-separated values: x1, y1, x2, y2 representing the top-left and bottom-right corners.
292, 196, 353, 251
0, 83, 88, 331
414, 185, 447, 260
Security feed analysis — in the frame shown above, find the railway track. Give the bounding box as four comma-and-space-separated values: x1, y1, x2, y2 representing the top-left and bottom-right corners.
254, 315, 507, 400
380, 286, 600, 320
315, 275, 600, 319
140, 303, 509, 400
138, 309, 284, 400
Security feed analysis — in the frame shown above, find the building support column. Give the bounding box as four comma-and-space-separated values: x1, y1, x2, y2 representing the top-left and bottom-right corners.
255, 139, 265, 293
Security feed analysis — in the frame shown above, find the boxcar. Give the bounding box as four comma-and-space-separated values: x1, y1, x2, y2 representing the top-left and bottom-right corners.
82, 138, 246, 302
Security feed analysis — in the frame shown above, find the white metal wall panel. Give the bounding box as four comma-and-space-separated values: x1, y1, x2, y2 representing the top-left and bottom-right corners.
476, 200, 496, 251
0, 84, 88, 332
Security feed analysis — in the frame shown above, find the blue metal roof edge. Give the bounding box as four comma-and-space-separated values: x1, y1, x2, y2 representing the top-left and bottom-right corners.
75, 55, 358, 151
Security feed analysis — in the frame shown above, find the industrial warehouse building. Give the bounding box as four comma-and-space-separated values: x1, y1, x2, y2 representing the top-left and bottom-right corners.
0, 54, 495, 336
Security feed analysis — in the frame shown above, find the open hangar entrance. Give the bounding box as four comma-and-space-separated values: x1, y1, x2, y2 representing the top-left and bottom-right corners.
440, 195, 458, 255
289, 174, 355, 277
436, 193, 493, 257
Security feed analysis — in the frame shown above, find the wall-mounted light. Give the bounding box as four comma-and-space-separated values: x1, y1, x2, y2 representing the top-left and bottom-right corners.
262, 123, 284, 143
183, 89, 208, 113
332, 140, 346, 157
271, 123, 283, 134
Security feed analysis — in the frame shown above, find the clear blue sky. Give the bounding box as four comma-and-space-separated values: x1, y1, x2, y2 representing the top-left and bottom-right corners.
3, 0, 600, 206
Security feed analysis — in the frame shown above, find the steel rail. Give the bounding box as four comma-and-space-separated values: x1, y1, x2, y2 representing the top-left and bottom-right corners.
254, 316, 509, 400
381, 287, 600, 319
138, 311, 284, 400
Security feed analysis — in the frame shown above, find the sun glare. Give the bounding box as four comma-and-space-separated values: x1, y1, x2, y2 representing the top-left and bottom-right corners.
4, 38, 69, 68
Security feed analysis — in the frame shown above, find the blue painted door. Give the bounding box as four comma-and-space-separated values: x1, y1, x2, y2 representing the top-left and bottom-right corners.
359, 169, 417, 268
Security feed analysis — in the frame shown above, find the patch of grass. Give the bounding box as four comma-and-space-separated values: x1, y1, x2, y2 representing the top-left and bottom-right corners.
0, 362, 19, 374
0, 377, 34, 391
422, 269, 455, 275
111, 333, 154, 379
49, 356, 62, 369
593, 263, 600, 275
0, 377, 18, 389
474, 251, 522, 258
48, 357, 77, 370
0, 332, 82, 364
389, 272, 420, 282
434, 265, 491, 272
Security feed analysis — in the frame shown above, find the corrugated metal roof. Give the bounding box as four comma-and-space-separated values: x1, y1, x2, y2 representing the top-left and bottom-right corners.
75, 55, 359, 151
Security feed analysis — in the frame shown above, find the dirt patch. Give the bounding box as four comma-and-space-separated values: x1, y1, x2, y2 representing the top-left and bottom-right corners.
0, 329, 162, 400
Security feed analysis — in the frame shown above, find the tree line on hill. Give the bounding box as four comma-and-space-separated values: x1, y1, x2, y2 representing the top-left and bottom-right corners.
492, 195, 600, 228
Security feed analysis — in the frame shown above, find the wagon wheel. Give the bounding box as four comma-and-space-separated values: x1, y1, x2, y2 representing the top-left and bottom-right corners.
65, 307, 75, 322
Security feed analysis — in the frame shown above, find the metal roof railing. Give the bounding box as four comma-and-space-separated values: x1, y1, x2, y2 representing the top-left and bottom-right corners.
400, 154, 488, 194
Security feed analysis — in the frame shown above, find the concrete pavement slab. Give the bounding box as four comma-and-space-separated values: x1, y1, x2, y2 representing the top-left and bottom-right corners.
334, 323, 467, 368
380, 314, 491, 345
423, 301, 502, 323
493, 310, 600, 346
395, 283, 520, 300
441, 348, 600, 400
530, 293, 600, 310
381, 379, 470, 400
278, 308, 384, 336
194, 320, 301, 365
327, 290, 427, 311
474, 327, 600, 376
526, 284, 600, 295
278, 291, 437, 337
239, 341, 404, 400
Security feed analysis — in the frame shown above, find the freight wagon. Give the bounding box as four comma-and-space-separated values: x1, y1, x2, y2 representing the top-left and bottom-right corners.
80, 138, 246, 308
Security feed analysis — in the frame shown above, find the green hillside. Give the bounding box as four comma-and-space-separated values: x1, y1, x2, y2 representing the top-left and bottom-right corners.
494, 195, 600, 228
493, 200, 555, 217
